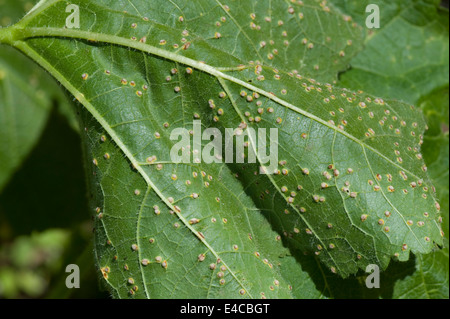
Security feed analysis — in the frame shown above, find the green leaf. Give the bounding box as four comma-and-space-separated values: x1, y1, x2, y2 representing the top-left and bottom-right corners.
392, 247, 449, 299
335, 1, 449, 298
331, 0, 444, 28
419, 86, 449, 136
334, 0, 449, 299
401, 86, 449, 299
336, 0, 449, 104
423, 133, 449, 229
0, 0, 75, 192
388, 132, 449, 299
0, 44, 51, 191
420, 86, 449, 217
0, 0, 445, 298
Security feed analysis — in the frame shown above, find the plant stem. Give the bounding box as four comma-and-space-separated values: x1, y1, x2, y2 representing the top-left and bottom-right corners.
0, 26, 14, 45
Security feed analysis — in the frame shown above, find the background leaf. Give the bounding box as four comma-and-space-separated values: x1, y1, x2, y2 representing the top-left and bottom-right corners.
0, 0, 77, 192
335, 0, 449, 104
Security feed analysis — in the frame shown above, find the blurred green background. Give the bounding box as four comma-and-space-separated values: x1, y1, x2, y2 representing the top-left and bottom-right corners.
0, 108, 108, 298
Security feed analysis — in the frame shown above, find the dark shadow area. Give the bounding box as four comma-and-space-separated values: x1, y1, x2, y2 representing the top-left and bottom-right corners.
0, 106, 108, 299
337, 66, 352, 83
0, 108, 88, 235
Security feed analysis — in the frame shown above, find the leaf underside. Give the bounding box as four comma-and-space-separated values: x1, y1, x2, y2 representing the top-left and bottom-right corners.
2, 0, 445, 298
